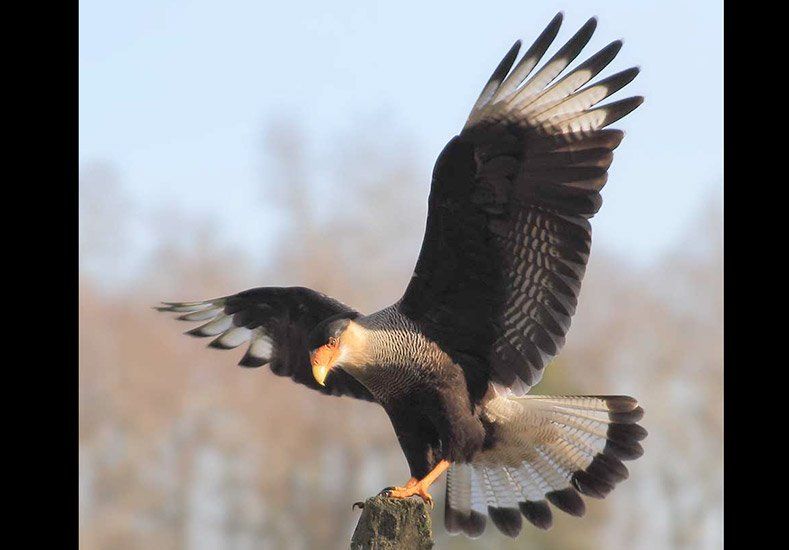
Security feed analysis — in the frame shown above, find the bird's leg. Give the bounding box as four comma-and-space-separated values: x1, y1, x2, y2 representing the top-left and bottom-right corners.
380, 460, 451, 509
392, 477, 418, 489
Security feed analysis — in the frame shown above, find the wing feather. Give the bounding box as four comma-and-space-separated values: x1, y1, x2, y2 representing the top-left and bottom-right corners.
488, 12, 564, 106
157, 287, 375, 401
509, 17, 598, 108
400, 14, 642, 396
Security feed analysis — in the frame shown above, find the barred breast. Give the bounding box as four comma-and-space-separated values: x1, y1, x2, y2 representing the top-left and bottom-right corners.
347, 305, 454, 403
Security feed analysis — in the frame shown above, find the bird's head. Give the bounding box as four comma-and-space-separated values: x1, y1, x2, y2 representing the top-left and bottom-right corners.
308, 315, 367, 387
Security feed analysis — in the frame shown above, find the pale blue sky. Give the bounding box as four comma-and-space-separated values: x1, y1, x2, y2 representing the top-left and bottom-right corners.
79, 0, 722, 270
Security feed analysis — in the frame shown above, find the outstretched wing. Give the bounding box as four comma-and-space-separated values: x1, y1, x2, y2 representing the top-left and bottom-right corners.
156, 286, 375, 401
399, 13, 642, 396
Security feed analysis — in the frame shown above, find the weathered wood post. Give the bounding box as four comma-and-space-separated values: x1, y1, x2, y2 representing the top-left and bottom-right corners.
350, 496, 434, 549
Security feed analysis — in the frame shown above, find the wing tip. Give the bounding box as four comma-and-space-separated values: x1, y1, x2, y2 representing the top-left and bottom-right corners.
545, 11, 564, 33
504, 40, 522, 67
623, 66, 641, 81
583, 16, 599, 32
207, 339, 236, 350
238, 347, 270, 368
622, 95, 646, 111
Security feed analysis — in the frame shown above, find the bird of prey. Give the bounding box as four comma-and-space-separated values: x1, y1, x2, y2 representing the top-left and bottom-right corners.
158, 13, 646, 539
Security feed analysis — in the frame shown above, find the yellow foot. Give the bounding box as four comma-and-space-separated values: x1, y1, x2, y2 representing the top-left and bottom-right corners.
377, 460, 451, 511
380, 483, 434, 509
354, 477, 419, 510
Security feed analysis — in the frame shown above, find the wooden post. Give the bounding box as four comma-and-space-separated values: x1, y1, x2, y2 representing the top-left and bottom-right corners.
350, 496, 434, 549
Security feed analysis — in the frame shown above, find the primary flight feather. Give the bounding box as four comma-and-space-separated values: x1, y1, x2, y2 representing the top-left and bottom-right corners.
157, 12, 646, 539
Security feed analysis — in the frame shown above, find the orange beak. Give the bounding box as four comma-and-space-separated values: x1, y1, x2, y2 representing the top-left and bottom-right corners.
310, 342, 339, 387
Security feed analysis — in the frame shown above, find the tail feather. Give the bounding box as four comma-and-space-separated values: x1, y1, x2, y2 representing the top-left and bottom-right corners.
445, 464, 488, 537
445, 394, 646, 538
483, 466, 520, 509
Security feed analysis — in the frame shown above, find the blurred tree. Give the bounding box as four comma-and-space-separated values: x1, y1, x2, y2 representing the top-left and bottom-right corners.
79, 123, 722, 549
79, 162, 131, 291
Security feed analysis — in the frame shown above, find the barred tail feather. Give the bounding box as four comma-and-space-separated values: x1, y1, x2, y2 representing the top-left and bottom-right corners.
445, 395, 646, 538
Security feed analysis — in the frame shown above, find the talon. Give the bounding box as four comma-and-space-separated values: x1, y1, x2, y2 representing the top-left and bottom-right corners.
377, 461, 449, 509
380, 484, 434, 507
419, 489, 434, 509
378, 486, 396, 497
352, 501, 365, 510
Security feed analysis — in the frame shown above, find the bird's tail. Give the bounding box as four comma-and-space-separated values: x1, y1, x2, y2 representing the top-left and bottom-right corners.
445, 395, 646, 538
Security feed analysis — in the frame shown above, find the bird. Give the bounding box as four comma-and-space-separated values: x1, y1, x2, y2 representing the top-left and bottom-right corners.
157, 12, 647, 539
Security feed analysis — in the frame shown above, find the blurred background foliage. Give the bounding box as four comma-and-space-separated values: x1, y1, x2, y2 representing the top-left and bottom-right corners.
79, 118, 722, 549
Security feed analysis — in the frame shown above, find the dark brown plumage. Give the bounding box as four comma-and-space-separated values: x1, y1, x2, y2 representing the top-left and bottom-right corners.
157, 12, 646, 540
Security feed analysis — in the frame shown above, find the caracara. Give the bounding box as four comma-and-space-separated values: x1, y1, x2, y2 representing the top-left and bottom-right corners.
158, 13, 646, 539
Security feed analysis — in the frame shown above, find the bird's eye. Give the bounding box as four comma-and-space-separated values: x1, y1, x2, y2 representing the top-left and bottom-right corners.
327, 336, 338, 348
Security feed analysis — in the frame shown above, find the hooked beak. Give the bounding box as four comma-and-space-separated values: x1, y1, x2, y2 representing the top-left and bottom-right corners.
310, 343, 339, 387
